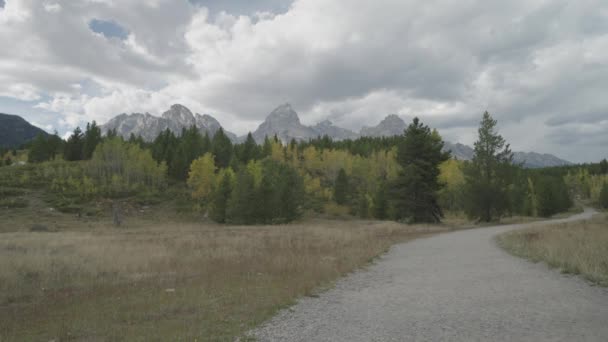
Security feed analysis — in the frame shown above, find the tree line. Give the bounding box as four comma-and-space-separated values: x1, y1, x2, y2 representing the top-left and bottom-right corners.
13, 111, 601, 224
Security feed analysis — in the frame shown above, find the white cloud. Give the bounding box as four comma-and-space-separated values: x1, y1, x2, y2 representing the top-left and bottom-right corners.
0, 0, 607, 162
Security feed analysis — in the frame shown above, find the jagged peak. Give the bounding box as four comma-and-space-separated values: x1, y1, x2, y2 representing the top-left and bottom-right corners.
162, 104, 194, 118
382, 114, 405, 123
267, 103, 300, 122
315, 119, 334, 127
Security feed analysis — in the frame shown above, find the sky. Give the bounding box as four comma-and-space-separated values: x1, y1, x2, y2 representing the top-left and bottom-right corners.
0, 0, 607, 163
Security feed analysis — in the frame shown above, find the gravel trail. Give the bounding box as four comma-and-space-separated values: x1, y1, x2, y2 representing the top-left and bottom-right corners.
250, 209, 608, 341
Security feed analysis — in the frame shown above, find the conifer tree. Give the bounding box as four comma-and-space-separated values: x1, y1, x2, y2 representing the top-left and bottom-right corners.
64, 127, 84, 161
28, 134, 50, 163
599, 182, 608, 209
373, 181, 388, 219
391, 118, 450, 223
240, 132, 259, 164
600, 159, 608, 175
210, 171, 234, 223
226, 169, 257, 224
463, 112, 514, 222
212, 128, 233, 169
334, 168, 349, 205
82, 121, 102, 159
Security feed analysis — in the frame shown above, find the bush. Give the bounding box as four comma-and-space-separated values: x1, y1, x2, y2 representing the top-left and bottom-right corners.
0, 188, 25, 197
0, 198, 28, 209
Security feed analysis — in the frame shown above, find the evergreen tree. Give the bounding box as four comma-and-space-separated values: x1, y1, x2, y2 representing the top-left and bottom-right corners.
600, 159, 608, 175
463, 112, 514, 222
262, 136, 272, 157
210, 171, 234, 223
599, 182, 608, 209
535, 176, 572, 217
226, 169, 257, 224
373, 181, 388, 219
168, 126, 207, 180
239, 132, 259, 164
28, 134, 50, 163
82, 121, 102, 159
64, 127, 84, 161
390, 118, 450, 223
334, 168, 349, 205
212, 128, 233, 169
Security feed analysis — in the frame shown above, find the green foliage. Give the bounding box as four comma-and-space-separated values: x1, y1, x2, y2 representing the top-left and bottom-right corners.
333, 168, 349, 205
599, 159, 608, 175
599, 182, 608, 209
226, 168, 257, 224
187, 153, 216, 207
390, 118, 450, 223
0, 198, 28, 208
82, 121, 102, 160
373, 181, 388, 220
463, 112, 514, 222
28, 133, 63, 163
63, 127, 84, 161
88, 138, 167, 197
210, 170, 234, 223
222, 159, 303, 224
535, 175, 572, 217
237, 133, 260, 164
169, 126, 209, 180
212, 128, 233, 169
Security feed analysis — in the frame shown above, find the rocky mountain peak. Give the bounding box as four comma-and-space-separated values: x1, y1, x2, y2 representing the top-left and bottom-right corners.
267, 103, 300, 124
161, 104, 195, 127
360, 114, 406, 137
314, 119, 334, 128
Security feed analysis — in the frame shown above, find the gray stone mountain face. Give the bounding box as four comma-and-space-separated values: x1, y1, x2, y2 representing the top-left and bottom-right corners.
442, 141, 571, 168
360, 114, 407, 137
251, 103, 318, 143
355, 115, 570, 168
100, 104, 237, 142
312, 120, 360, 141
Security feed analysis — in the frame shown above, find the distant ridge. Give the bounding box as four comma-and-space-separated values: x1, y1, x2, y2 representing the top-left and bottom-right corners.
0, 113, 48, 148
100, 104, 238, 142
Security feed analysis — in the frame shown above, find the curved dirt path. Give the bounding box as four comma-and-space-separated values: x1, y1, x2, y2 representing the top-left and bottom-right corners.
251, 209, 608, 341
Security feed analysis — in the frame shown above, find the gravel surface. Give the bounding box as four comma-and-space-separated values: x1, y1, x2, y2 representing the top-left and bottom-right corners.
250, 209, 608, 341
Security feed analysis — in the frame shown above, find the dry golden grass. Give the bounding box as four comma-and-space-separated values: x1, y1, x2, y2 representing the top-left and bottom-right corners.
0, 214, 450, 341
497, 215, 608, 286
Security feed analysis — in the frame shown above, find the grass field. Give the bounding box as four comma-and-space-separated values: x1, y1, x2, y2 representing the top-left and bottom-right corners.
0, 204, 455, 342
497, 214, 608, 287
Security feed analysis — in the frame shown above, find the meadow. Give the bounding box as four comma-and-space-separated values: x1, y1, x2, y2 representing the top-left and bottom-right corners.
0, 204, 451, 341
497, 214, 608, 287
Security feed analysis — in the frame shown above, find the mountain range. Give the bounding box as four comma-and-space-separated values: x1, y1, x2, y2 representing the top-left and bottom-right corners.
96, 103, 570, 168
0, 113, 48, 148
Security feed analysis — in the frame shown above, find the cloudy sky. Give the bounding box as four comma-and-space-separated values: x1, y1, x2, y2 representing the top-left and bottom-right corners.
0, 0, 607, 162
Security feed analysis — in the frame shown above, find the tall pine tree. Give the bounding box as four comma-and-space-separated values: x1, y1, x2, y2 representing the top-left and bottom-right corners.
334, 168, 349, 205
463, 112, 514, 222
64, 127, 84, 161
212, 128, 233, 169
390, 118, 449, 223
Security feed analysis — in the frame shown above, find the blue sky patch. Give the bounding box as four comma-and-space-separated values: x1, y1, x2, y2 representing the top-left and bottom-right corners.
189, 0, 292, 16
89, 19, 129, 40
